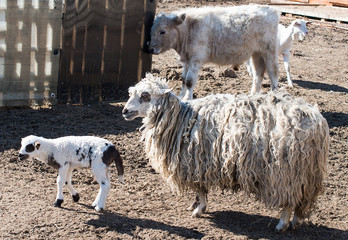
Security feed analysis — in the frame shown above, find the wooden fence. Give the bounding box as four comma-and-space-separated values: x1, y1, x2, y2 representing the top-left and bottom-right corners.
0, 0, 62, 106
0, 0, 156, 106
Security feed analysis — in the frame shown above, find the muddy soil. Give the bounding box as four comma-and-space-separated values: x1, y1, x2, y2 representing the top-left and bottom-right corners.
1, 1, 347, 239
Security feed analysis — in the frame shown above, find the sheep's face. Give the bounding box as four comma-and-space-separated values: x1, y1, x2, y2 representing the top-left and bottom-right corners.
122, 88, 161, 121
123, 75, 171, 121
149, 12, 186, 54
292, 20, 310, 41
18, 136, 41, 160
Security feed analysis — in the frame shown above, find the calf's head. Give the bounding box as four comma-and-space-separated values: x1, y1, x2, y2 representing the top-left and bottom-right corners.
122, 74, 171, 121
19, 135, 42, 160
149, 12, 186, 54
292, 20, 311, 41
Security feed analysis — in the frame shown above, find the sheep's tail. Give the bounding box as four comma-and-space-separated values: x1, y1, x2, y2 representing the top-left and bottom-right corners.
113, 147, 125, 184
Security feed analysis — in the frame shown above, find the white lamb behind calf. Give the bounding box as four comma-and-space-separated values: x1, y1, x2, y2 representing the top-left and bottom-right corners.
247, 19, 311, 87
122, 73, 329, 232
19, 135, 124, 212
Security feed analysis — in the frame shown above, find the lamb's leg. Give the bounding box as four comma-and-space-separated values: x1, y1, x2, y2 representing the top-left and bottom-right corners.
187, 194, 200, 211
181, 61, 202, 101
191, 189, 208, 218
92, 166, 111, 212
250, 53, 266, 94
282, 51, 293, 87
65, 167, 79, 202
54, 165, 69, 207
275, 207, 291, 232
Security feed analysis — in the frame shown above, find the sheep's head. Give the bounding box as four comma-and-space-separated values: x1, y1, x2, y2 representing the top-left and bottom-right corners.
148, 12, 186, 54
292, 19, 311, 41
19, 135, 42, 160
122, 73, 171, 121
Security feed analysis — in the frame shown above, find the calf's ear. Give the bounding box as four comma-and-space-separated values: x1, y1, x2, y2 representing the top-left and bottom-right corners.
35, 141, 41, 150
173, 13, 186, 25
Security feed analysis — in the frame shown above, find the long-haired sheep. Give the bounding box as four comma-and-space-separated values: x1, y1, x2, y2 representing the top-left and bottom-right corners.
19, 135, 124, 212
122, 73, 329, 232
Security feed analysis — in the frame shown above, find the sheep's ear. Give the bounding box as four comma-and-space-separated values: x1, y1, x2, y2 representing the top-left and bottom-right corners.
173, 13, 186, 25
306, 21, 312, 25
161, 88, 172, 95
34, 141, 41, 150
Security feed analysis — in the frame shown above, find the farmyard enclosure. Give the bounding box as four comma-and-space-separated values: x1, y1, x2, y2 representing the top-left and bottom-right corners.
1, 0, 347, 239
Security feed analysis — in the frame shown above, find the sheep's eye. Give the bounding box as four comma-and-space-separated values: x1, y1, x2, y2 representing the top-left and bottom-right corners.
160, 30, 166, 35
140, 92, 151, 103
25, 144, 35, 152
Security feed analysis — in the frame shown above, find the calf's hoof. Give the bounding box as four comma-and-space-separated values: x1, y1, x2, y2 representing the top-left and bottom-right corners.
54, 199, 64, 207
72, 193, 80, 202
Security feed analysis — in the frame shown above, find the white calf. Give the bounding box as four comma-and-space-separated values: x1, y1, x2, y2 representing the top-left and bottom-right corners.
19, 135, 124, 212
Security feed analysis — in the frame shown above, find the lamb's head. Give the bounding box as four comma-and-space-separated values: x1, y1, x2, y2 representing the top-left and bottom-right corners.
292, 19, 311, 41
148, 12, 186, 54
18, 135, 42, 160
122, 73, 171, 121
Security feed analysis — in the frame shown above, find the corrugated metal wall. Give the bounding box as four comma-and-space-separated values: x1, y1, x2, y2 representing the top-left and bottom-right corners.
0, 0, 62, 107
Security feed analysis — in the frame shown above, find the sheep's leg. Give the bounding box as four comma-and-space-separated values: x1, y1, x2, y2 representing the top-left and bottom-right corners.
275, 207, 291, 232
282, 51, 293, 87
65, 167, 79, 202
92, 166, 111, 212
191, 189, 208, 218
290, 206, 303, 230
181, 61, 202, 101
250, 53, 266, 94
54, 165, 69, 207
187, 194, 200, 211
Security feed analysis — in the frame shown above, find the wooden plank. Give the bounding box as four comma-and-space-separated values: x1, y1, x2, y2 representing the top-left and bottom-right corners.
271, 5, 348, 23
330, 0, 348, 7
118, 0, 144, 88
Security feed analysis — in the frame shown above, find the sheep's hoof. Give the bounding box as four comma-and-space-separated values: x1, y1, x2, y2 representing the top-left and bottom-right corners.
275, 223, 290, 232
72, 193, 80, 202
191, 208, 203, 218
54, 199, 63, 207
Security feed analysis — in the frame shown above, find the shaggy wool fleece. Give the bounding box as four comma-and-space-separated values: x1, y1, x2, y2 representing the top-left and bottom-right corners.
140, 76, 329, 218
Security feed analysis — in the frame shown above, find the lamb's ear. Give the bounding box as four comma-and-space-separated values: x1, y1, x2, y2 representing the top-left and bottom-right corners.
34, 141, 41, 150
306, 21, 312, 25
173, 13, 186, 25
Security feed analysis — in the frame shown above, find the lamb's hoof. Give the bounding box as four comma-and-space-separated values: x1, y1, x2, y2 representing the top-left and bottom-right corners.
72, 193, 80, 202
94, 206, 103, 212
54, 199, 63, 207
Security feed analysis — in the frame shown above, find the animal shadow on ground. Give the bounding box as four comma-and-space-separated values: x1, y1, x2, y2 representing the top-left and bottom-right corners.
293, 80, 348, 93
321, 111, 348, 128
85, 210, 204, 239
208, 211, 348, 240
0, 103, 142, 152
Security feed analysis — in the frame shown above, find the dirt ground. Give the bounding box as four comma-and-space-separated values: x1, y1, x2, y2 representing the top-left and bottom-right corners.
1, 1, 347, 239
